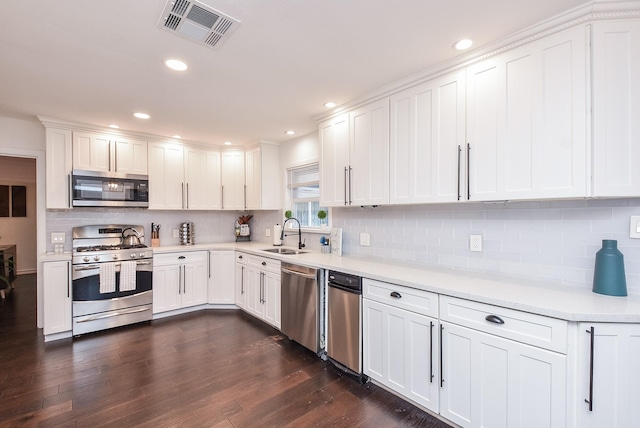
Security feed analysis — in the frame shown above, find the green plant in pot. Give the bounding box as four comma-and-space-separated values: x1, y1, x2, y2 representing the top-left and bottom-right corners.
284, 210, 292, 219
317, 210, 327, 227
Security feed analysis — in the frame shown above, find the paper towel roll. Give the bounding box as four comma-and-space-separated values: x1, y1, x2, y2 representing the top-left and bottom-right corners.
273, 224, 282, 246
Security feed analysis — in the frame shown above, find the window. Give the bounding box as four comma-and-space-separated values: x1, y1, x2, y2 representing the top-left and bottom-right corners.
287, 163, 329, 229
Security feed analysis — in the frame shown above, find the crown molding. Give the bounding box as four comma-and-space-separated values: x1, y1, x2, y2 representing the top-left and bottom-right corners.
313, 0, 640, 123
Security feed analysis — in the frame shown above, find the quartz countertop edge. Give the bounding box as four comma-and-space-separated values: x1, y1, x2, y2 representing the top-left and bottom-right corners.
62, 242, 640, 323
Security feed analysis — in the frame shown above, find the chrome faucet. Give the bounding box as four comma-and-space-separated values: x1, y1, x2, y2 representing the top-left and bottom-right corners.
280, 217, 306, 250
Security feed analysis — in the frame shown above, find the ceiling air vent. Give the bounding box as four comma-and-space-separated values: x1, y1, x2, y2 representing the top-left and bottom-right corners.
157, 0, 240, 50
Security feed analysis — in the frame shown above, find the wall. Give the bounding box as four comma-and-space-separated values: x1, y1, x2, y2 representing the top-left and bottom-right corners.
0, 156, 37, 273
0, 117, 45, 151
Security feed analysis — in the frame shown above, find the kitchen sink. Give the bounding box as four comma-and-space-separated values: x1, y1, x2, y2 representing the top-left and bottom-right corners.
261, 248, 307, 255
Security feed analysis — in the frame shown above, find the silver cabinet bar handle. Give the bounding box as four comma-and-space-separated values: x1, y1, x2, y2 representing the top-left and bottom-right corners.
344, 167, 348, 206
585, 326, 595, 411
457, 145, 462, 201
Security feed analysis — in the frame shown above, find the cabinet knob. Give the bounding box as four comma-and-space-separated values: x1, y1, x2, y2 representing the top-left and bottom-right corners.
238, 255, 243, 259
262, 261, 267, 266
390, 291, 402, 299
178, 255, 186, 259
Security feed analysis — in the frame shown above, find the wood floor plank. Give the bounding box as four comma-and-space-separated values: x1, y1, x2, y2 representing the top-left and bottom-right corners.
0, 274, 451, 427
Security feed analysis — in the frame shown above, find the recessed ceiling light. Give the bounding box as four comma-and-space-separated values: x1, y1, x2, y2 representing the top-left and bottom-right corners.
164, 59, 188, 71
454, 39, 473, 51
133, 112, 150, 119
324, 102, 337, 108
108, 124, 120, 129
285, 130, 295, 135
172, 135, 181, 139
224, 141, 232, 146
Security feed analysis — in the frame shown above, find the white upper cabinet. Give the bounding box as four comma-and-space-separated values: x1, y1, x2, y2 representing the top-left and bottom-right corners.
184, 146, 221, 210
319, 113, 350, 207
591, 20, 640, 197
390, 70, 466, 204
221, 150, 245, 210
72, 131, 148, 175
149, 141, 221, 210
350, 98, 390, 206
45, 127, 73, 209
319, 99, 390, 207
245, 142, 281, 210
466, 25, 587, 201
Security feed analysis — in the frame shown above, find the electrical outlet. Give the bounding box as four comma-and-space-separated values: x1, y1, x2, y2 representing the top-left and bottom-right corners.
630, 216, 640, 238
173, 229, 179, 238
360, 232, 370, 247
470, 235, 482, 252
265, 228, 271, 237
51, 232, 65, 243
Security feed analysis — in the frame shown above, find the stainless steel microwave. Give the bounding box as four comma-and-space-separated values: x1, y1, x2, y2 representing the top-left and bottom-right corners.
71, 170, 149, 208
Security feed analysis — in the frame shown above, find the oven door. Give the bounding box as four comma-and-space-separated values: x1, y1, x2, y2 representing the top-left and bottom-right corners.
72, 260, 152, 314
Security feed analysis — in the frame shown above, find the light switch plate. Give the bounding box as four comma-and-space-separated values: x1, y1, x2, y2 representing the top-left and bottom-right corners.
51, 232, 65, 243
172, 229, 179, 238
630, 216, 640, 238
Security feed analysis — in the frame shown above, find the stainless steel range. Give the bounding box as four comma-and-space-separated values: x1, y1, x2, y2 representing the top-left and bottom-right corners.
71, 225, 153, 335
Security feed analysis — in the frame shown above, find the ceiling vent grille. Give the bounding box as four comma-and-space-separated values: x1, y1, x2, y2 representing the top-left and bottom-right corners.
157, 0, 240, 50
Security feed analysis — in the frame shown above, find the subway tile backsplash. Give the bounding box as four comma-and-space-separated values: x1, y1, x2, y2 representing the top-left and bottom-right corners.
47, 198, 640, 294
329, 199, 640, 295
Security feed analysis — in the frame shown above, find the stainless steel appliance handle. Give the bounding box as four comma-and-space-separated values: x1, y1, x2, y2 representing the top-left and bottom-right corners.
73, 260, 151, 271
76, 306, 150, 323
281, 267, 317, 280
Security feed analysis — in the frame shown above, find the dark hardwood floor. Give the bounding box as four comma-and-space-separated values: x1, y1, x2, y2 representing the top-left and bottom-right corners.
0, 274, 451, 427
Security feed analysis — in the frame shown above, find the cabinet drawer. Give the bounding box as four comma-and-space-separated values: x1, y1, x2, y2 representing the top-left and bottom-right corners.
236, 252, 248, 265
246, 255, 281, 274
364, 278, 438, 319
154, 251, 208, 266
440, 295, 568, 353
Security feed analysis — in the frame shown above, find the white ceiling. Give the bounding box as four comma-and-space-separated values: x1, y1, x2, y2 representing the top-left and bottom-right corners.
0, 0, 589, 146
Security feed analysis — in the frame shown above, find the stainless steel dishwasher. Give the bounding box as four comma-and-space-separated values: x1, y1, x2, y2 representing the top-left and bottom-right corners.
281, 262, 320, 353
327, 270, 363, 375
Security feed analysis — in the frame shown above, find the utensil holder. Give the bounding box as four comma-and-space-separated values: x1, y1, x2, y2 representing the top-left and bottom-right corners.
151, 238, 160, 247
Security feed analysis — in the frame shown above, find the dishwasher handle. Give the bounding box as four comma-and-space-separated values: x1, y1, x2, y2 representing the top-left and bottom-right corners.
281, 267, 317, 280
328, 282, 362, 295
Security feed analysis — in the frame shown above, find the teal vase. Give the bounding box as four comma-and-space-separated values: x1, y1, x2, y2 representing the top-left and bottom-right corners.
592, 240, 627, 297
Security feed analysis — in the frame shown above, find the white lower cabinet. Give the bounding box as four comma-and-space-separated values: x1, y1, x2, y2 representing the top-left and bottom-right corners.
235, 252, 281, 329
207, 250, 235, 304
43, 260, 72, 336
363, 299, 439, 412
440, 321, 567, 428
153, 251, 208, 314
577, 323, 640, 428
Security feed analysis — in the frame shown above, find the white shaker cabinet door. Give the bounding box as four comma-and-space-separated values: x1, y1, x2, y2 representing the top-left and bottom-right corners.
363, 299, 439, 413
152, 264, 182, 314
440, 322, 566, 428
184, 147, 221, 210
208, 251, 235, 304
467, 25, 587, 201
390, 70, 466, 204
262, 272, 281, 330
578, 323, 640, 428
592, 20, 640, 197
180, 260, 208, 308
45, 127, 73, 209
72, 132, 111, 172
114, 138, 147, 175
349, 98, 390, 206
221, 150, 245, 210
148, 142, 184, 209
43, 260, 72, 336
319, 113, 350, 207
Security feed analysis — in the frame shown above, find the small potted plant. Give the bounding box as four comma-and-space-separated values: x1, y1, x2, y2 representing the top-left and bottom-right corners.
317, 210, 327, 227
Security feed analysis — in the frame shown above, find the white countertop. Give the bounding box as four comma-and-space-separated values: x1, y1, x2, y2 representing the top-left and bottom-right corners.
150, 241, 640, 323
40, 242, 640, 323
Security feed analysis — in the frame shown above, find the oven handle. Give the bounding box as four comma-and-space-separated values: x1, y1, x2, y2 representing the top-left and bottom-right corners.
73, 260, 152, 271
75, 306, 150, 323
